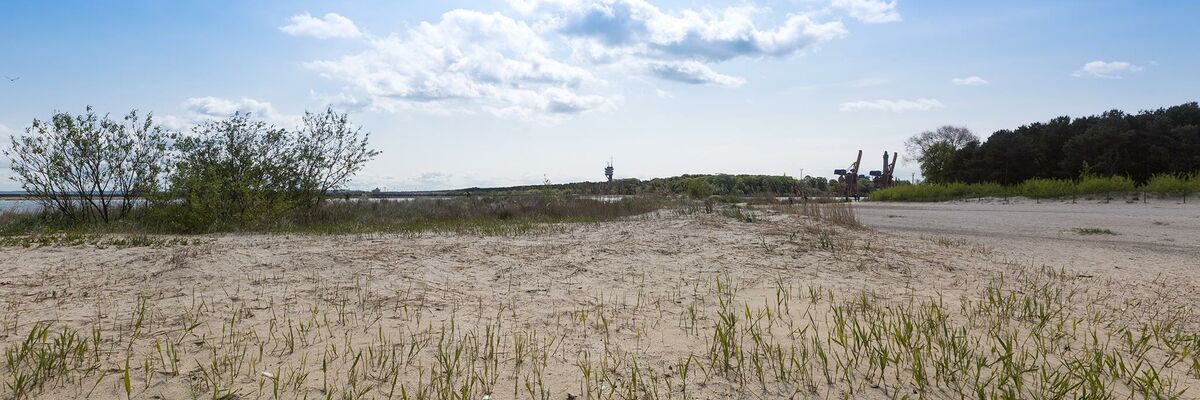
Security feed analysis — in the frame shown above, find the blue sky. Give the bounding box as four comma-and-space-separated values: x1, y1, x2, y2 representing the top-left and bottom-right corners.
2, 0, 1197, 190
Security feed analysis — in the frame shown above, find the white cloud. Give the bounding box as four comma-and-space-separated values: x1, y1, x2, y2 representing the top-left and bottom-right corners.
646, 61, 745, 87
173, 96, 301, 128
951, 76, 988, 86
839, 98, 943, 112
0, 123, 11, 136
511, 0, 847, 84
305, 10, 617, 122
280, 13, 363, 39
356, 171, 541, 191
1073, 61, 1142, 79
831, 0, 901, 24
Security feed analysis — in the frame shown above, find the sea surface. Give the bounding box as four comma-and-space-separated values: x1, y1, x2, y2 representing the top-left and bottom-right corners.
0, 199, 42, 213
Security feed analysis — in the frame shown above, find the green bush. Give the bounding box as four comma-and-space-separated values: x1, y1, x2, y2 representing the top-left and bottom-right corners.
158, 114, 299, 232
1142, 174, 1195, 202
868, 182, 1011, 202
685, 178, 715, 199
1019, 178, 1075, 199
1141, 174, 1190, 195
152, 109, 379, 233
1075, 176, 1136, 197
4, 107, 170, 223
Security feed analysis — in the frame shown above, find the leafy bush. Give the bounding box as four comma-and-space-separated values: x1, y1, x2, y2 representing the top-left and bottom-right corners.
4, 107, 169, 222
158, 113, 299, 231
685, 178, 715, 199
869, 182, 1009, 202
1075, 176, 1136, 196
1141, 174, 1193, 202
154, 109, 379, 232
1019, 178, 1075, 199
872, 174, 1195, 202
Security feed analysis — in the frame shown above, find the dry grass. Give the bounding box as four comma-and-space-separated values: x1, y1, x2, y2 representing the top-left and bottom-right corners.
772, 201, 861, 228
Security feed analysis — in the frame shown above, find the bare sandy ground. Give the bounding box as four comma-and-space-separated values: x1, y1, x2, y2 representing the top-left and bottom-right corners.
856, 200, 1200, 282
2, 206, 1198, 399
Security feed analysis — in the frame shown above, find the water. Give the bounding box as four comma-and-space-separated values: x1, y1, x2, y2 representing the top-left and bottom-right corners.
0, 200, 43, 213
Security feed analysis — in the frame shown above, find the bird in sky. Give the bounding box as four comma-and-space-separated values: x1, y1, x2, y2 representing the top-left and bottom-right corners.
3, 76, 18, 82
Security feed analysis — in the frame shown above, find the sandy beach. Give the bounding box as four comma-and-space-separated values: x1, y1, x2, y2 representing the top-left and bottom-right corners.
3, 202, 1198, 399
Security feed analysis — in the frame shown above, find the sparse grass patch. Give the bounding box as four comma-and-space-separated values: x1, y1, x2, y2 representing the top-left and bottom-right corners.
1074, 227, 1118, 235
0, 233, 204, 248
5, 262, 1195, 399
719, 205, 757, 222
773, 201, 861, 228
0, 195, 668, 240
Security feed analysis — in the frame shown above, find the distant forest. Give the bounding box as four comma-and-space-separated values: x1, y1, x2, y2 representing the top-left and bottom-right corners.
931, 101, 1200, 184
455, 174, 830, 197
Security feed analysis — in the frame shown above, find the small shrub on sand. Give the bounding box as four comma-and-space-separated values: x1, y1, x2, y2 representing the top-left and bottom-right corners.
1073, 227, 1117, 235
1076, 175, 1136, 197
1141, 174, 1194, 202
1019, 178, 1075, 199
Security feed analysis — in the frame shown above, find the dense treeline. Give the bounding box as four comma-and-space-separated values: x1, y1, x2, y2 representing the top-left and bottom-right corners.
458, 174, 836, 197
924, 102, 1200, 184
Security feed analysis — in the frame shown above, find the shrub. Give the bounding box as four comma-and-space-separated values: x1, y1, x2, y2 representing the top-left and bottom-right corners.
4, 107, 170, 222
291, 109, 381, 210
158, 113, 297, 231
1019, 178, 1075, 199
685, 178, 714, 199
869, 182, 1010, 202
1075, 176, 1136, 197
154, 109, 379, 232
1141, 174, 1193, 202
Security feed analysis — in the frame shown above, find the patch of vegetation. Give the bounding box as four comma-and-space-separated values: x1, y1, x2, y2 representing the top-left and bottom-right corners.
5, 264, 1196, 398
457, 173, 836, 197
0, 195, 668, 239
1142, 173, 1197, 202
870, 174, 1199, 202
718, 205, 756, 223
909, 102, 1200, 185
868, 182, 1007, 202
0, 233, 205, 248
1074, 227, 1118, 235
773, 200, 861, 228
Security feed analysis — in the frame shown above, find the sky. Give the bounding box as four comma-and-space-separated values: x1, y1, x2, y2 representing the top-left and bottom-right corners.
1, 0, 1198, 191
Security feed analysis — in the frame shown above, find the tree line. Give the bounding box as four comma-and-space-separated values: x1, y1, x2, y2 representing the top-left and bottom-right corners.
460, 174, 835, 197
911, 101, 1200, 184
3, 107, 379, 232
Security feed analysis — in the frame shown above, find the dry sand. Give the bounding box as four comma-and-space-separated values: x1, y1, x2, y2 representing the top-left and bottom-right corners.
856, 199, 1200, 282
2, 203, 1198, 399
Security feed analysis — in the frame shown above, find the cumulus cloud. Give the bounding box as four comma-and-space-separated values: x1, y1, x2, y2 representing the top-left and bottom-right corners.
951, 76, 988, 86
172, 97, 302, 128
646, 61, 745, 86
1073, 61, 1142, 79
511, 0, 846, 84
280, 13, 363, 39
839, 98, 943, 112
304, 10, 617, 121
831, 0, 900, 23
288, 2, 879, 120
